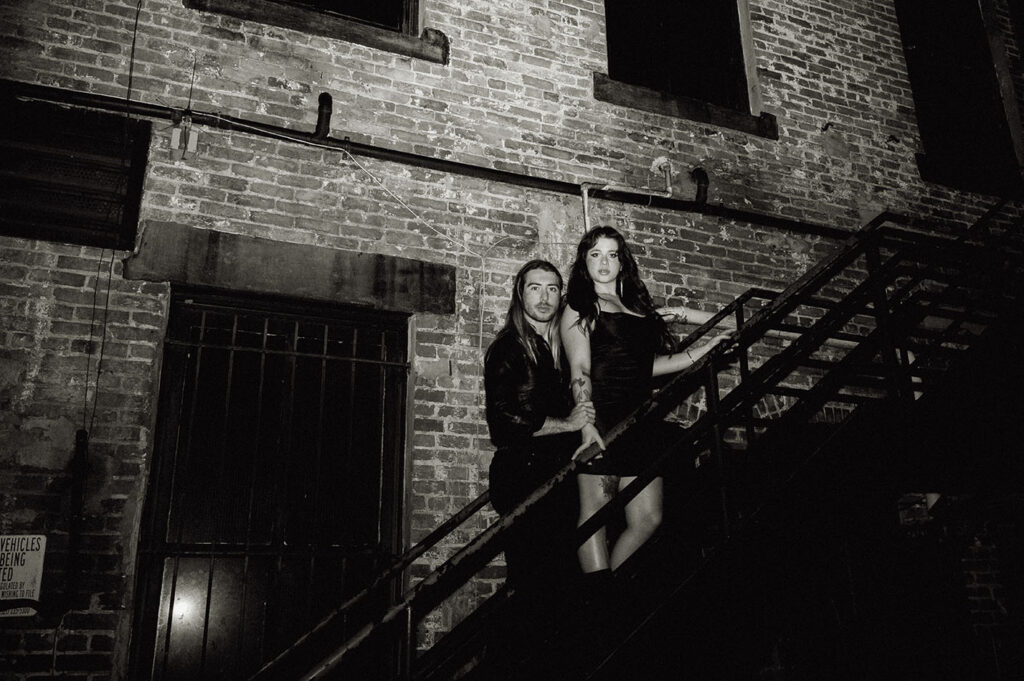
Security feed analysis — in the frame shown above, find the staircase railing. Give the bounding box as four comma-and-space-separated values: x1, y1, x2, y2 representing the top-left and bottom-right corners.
248, 199, 1022, 681
573, 204, 1024, 680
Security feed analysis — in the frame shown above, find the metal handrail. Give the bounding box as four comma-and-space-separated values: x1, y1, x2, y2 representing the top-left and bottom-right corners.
248, 490, 493, 680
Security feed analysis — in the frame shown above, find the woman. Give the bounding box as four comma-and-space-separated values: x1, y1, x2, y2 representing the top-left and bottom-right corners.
560, 226, 731, 580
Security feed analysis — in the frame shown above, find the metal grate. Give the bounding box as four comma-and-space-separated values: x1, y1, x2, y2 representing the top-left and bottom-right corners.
132, 291, 409, 680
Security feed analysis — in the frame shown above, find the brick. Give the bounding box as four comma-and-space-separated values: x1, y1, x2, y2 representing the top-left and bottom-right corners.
2, 0, 1020, 671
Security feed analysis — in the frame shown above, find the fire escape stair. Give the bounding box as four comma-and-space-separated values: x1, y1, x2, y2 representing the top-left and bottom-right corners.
583, 310, 1024, 681
247, 200, 1023, 681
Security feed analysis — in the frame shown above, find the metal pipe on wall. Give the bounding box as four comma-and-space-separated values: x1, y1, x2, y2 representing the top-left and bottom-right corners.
1, 79, 850, 241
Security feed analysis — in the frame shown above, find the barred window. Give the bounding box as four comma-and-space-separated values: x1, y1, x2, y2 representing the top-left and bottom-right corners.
131, 290, 410, 679
275, 0, 406, 31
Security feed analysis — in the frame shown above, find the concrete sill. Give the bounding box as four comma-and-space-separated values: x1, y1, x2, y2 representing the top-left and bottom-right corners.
593, 72, 777, 140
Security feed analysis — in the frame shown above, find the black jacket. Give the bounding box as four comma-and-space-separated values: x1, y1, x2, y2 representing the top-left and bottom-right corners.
484, 328, 573, 452
484, 328, 575, 514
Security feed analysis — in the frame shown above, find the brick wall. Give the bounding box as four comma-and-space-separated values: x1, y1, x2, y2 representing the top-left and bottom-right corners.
1, 237, 167, 677
0, 0, 1020, 677
963, 522, 1024, 679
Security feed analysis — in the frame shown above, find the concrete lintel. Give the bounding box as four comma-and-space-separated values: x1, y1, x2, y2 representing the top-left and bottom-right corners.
123, 222, 456, 314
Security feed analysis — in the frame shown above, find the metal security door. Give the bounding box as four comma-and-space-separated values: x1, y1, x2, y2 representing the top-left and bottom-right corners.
131, 290, 409, 680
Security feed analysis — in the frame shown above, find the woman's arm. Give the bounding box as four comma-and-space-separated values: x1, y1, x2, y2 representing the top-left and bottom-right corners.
561, 305, 593, 404
560, 305, 605, 455
657, 306, 736, 328
485, 336, 593, 440
652, 332, 734, 377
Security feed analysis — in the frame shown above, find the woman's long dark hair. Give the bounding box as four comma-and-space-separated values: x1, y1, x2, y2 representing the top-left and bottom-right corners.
499, 259, 563, 367
566, 225, 673, 351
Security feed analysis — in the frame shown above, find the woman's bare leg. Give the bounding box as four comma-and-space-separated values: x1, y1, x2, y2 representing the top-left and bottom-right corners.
609, 476, 663, 570
577, 473, 616, 573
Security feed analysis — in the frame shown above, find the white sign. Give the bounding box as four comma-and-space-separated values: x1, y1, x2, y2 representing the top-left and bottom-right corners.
0, 535, 46, 617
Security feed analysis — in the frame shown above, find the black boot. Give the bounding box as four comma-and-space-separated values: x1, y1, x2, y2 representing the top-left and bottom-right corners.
576, 568, 613, 609
549, 569, 616, 677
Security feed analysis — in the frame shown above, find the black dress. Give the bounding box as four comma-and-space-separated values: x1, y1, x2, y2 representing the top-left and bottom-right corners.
585, 311, 666, 476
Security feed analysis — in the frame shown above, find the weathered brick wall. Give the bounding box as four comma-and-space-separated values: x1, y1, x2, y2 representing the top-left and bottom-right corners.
0, 0, 1020, 676
1, 237, 167, 677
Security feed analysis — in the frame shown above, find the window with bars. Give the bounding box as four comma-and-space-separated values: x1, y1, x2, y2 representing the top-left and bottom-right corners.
0, 96, 150, 250
130, 290, 410, 680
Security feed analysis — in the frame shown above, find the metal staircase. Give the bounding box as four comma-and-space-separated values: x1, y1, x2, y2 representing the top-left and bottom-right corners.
248, 199, 1024, 681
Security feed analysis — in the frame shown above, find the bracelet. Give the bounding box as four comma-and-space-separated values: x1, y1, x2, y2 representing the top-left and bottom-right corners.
685, 348, 693, 360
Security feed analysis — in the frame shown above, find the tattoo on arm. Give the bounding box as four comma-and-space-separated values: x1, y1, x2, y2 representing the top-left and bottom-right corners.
571, 377, 591, 402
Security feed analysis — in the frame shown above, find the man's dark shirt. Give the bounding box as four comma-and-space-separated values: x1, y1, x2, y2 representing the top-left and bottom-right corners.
484, 328, 574, 456
484, 327, 576, 517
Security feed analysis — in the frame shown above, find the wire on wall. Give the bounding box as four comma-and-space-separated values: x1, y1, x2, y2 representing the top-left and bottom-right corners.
206, 113, 488, 261
80, 0, 144, 431
87, 251, 117, 431
202, 112, 547, 351
62, 1, 145, 673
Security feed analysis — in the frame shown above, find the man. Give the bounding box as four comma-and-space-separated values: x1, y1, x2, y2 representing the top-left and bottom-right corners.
484, 259, 594, 674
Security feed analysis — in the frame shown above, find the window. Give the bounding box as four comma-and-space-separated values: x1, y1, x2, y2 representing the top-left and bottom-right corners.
607, 0, 746, 111
185, 0, 449, 64
595, 0, 776, 139
0, 96, 150, 250
896, 0, 1024, 196
276, 0, 405, 32
130, 290, 410, 679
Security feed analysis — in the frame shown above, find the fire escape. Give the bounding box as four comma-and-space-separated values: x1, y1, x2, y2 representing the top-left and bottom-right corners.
250, 199, 1024, 681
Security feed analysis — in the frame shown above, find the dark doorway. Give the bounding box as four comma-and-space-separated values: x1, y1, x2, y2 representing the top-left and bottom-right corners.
130, 289, 410, 680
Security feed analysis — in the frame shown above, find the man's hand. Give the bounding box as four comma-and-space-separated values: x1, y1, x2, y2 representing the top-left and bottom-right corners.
566, 401, 595, 431
573, 422, 606, 459
535, 404, 597, 439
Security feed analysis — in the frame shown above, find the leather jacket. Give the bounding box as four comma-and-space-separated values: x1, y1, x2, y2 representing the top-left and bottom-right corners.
484, 328, 573, 454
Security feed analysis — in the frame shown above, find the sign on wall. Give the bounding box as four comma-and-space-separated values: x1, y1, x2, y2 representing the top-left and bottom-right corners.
0, 535, 46, 617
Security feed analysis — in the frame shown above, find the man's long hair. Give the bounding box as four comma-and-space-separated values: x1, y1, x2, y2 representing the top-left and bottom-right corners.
501, 259, 564, 367
566, 225, 673, 350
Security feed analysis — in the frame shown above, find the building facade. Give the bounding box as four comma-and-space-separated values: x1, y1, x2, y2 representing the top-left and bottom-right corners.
1, 0, 1021, 678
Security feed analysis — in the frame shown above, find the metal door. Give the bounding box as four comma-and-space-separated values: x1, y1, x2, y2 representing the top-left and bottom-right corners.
131, 290, 409, 680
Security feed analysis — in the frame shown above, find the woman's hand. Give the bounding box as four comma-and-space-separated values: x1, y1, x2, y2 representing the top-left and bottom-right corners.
574, 422, 606, 459
706, 331, 740, 366
708, 331, 736, 349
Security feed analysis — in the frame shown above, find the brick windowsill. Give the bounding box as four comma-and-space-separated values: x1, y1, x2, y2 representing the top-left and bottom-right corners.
593, 72, 777, 140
